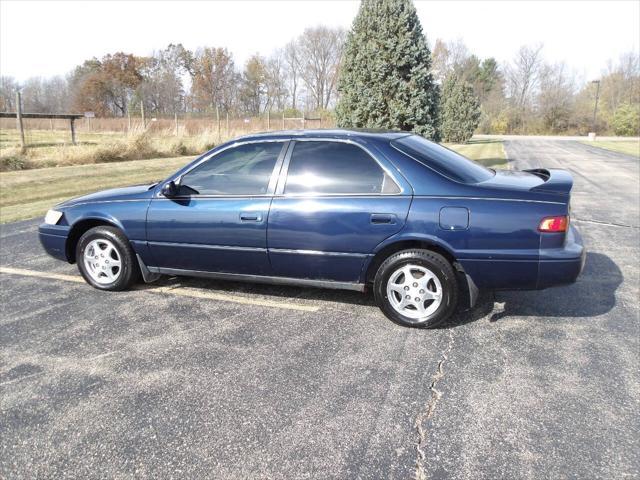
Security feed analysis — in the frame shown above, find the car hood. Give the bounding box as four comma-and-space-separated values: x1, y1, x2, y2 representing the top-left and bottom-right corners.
58, 183, 157, 208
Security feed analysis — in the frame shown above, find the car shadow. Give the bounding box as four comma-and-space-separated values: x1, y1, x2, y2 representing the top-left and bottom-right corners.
146, 251, 621, 328
441, 251, 622, 328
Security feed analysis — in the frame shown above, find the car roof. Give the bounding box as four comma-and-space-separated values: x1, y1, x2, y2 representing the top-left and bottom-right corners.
234, 128, 412, 143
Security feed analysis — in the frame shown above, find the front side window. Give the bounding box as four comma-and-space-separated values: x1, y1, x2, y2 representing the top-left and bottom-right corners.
284, 141, 399, 195
180, 142, 284, 195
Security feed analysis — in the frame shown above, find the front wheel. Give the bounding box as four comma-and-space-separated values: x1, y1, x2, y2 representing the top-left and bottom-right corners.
373, 249, 458, 328
76, 226, 139, 291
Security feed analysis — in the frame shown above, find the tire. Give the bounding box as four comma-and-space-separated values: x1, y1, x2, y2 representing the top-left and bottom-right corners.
373, 249, 458, 328
76, 226, 139, 291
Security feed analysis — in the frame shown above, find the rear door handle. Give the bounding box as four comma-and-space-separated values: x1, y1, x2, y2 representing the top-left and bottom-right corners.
240, 212, 263, 222
370, 213, 396, 224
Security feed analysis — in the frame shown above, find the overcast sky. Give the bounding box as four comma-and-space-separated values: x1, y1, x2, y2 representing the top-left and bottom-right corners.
1, 0, 638, 83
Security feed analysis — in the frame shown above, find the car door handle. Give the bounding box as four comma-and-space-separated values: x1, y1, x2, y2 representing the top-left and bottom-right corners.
240, 212, 263, 222
370, 213, 396, 224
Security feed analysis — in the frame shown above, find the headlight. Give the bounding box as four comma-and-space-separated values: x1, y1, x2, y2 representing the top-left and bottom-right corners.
44, 209, 63, 225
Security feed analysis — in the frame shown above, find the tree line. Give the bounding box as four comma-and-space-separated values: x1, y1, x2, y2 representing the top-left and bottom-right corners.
1, 0, 638, 138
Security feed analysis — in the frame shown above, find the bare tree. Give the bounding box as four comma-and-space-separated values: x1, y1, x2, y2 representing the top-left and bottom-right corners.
538, 62, 575, 132
504, 44, 544, 130
506, 44, 544, 109
297, 26, 346, 110
284, 40, 301, 111
264, 50, 288, 111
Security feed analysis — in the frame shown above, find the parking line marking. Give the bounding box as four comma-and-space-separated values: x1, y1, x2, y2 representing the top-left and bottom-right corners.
0, 266, 85, 283
0, 267, 320, 313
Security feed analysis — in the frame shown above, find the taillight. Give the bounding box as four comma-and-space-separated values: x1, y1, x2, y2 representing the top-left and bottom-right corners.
538, 216, 569, 232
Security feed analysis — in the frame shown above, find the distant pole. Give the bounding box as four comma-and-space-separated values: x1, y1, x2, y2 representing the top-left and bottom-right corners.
50, 118, 54, 131
226, 111, 229, 133
591, 80, 601, 133
15, 91, 25, 150
70, 118, 77, 145
216, 106, 221, 140
282, 111, 285, 129
174, 113, 178, 136
302, 113, 306, 129
267, 107, 271, 130
127, 110, 132, 132
140, 101, 146, 129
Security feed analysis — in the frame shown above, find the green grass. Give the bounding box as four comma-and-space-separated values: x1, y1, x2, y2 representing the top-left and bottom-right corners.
0, 137, 507, 224
0, 155, 194, 223
582, 140, 640, 157
446, 139, 507, 168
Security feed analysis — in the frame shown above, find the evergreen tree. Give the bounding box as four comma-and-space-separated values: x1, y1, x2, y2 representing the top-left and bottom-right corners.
440, 74, 480, 143
336, 0, 440, 139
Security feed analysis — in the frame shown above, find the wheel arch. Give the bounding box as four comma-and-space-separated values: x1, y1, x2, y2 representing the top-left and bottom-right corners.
363, 237, 457, 284
65, 217, 124, 263
363, 236, 478, 310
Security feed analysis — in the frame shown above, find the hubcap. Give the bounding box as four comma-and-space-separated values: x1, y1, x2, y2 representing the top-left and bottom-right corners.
83, 239, 122, 284
386, 264, 443, 321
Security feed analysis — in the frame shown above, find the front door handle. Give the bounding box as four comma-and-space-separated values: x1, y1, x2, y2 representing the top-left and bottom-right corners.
370, 213, 396, 225
240, 212, 263, 222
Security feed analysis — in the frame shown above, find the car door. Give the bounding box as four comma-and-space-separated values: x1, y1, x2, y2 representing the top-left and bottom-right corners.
146, 140, 287, 275
267, 139, 412, 283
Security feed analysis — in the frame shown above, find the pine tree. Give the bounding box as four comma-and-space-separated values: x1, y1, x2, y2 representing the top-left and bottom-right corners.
440, 75, 481, 143
336, 0, 440, 140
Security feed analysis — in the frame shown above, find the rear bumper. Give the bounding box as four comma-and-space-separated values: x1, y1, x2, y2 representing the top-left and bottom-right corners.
458, 224, 585, 291
38, 224, 70, 262
537, 224, 586, 288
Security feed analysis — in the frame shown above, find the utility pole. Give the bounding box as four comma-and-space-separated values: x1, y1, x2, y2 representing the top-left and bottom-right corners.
15, 91, 25, 151
591, 79, 601, 133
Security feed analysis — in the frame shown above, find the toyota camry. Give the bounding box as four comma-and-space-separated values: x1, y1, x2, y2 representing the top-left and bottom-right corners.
39, 130, 586, 328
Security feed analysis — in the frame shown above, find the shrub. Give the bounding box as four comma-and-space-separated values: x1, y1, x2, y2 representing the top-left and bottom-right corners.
440, 75, 481, 143
611, 104, 640, 136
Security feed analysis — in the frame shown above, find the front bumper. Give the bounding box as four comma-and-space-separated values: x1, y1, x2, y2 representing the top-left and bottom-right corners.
537, 223, 586, 289
38, 223, 70, 262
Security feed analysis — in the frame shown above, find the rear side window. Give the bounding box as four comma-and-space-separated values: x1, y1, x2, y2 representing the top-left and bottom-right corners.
391, 135, 495, 184
284, 141, 399, 194
181, 142, 283, 195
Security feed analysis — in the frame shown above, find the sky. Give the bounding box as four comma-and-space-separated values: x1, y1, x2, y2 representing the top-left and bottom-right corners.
1, 0, 638, 83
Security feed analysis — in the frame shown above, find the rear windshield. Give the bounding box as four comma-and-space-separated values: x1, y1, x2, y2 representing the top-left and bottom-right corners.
391, 135, 495, 184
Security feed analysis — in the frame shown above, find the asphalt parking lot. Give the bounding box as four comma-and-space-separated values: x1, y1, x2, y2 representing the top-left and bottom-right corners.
1, 139, 638, 479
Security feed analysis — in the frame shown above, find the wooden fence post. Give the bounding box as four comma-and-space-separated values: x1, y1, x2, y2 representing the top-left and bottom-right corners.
15, 91, 26, 151
174, 113, 178, 136
140, 101, 146, 129
267, 108, 271, 130
70, 118, 77, 145
127, 110, 132, 132
226, 111, 229, 133
282, 112, 285, 130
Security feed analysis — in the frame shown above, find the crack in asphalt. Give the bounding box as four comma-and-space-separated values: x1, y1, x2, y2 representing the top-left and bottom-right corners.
413, 329, 455, 480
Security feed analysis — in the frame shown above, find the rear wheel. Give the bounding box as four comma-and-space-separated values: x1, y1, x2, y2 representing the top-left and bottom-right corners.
373, 249, 458, 328
76, 226, 139, 291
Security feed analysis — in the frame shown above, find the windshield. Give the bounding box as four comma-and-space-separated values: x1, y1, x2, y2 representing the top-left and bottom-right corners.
391, 135, 495, 184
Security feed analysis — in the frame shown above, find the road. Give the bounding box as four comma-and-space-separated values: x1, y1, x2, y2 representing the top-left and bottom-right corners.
1, 139, 638, 479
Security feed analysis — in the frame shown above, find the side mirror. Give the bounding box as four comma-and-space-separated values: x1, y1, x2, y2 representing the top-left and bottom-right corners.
161, 180, 178, 197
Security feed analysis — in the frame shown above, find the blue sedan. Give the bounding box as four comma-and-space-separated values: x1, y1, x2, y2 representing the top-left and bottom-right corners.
39, 130, 585, 327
